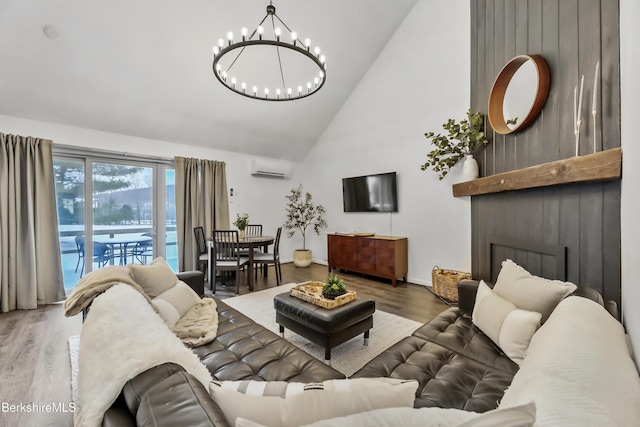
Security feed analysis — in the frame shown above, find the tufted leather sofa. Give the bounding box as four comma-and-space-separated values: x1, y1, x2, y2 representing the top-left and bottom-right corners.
350, 279, 611, 412
100, 275, 611, 426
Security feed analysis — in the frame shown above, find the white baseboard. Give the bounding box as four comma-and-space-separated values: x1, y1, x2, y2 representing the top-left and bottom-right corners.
280, 259, 433, 288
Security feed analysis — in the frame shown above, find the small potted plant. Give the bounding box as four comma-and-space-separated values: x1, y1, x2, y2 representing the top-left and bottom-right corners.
233, 213, 249, 238
322, 274, 347, 300
421, 109, 488, 181
283, 184, 327, 267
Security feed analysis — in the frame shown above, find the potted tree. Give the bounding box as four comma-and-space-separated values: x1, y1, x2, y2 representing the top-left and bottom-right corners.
283, 184, 327, 267
421, 109, 489, 181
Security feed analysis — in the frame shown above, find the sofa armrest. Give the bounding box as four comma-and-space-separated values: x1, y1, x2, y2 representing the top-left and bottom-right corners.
102, 406, 136, 427
606, 300, 620, 321
177, 271, 205, 296
457, 279, 479, 317
122, 363, 228, 427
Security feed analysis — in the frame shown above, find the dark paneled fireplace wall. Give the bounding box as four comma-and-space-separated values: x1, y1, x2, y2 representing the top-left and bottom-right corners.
469, 0, 621, 306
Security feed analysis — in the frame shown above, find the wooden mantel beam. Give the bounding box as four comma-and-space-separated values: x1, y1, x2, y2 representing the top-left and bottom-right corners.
452, 147, 622, 197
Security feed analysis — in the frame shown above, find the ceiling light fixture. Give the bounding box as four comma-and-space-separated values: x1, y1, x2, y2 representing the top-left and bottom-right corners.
212, 2, 326, 101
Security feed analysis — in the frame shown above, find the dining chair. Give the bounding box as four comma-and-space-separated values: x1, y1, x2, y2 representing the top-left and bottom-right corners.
252, 227, 282, 286
193, 226, 208, 276
238, 224, 264, 258
211, 230, 249, 294
244, 224, 262, 237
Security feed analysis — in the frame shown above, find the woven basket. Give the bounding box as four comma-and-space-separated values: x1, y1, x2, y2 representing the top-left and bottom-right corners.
431, 268, 472, 302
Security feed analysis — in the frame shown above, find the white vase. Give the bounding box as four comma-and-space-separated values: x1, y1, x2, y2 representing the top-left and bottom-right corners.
461, 155, 479, 181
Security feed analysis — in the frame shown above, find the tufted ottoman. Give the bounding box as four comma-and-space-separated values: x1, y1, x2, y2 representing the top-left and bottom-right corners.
273, 292, 375, 362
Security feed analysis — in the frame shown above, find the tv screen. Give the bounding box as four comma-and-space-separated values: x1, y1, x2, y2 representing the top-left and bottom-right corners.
342, 172, 398, 212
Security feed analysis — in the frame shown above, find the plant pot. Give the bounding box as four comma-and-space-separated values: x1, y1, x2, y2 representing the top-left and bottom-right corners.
322, 289, 346, 300
293, 249, 312, 268
461, 155, 479, 181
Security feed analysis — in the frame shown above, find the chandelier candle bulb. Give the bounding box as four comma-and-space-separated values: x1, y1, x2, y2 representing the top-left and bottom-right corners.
276, 88, 281, 98
241, 82, 246, 93
290, 31, 297, 44
252, 86, 257, 96
218, 38, 224, 48
305, 38, 311, 50
257, 25, 264, 40
275, 27, 281, 41
241, 27, 248, 41
231, 77, 236, 88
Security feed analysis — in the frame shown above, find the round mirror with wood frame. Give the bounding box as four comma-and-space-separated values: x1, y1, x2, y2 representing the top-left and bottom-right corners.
488, 55, 550, 135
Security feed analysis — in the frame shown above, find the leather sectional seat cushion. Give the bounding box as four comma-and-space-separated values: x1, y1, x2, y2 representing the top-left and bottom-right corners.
351, 335, 515, 412
191, 298, 345, 383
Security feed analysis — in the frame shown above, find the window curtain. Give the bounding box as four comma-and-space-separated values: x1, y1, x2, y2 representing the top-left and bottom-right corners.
0, 133, 66, 312
174, 157, 230, 271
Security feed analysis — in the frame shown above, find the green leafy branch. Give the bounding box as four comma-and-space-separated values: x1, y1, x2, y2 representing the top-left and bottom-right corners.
420, 110, 488, 180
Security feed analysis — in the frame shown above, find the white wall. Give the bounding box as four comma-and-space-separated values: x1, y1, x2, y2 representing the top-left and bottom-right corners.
620, 0, 640, 365
295, 0, 472, 285
0, 114, 302, 261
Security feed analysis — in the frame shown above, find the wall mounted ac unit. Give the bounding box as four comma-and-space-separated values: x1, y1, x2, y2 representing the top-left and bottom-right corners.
249, 158, 291, 178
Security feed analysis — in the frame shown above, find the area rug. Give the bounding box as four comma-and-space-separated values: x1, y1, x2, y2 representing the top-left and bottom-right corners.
223, 283, 422, 376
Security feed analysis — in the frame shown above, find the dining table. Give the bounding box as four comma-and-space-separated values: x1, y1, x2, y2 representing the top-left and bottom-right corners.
207, 235, 274, 291
93, 233, 153, 265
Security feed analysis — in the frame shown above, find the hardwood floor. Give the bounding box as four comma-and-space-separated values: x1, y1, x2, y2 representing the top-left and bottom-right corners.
0, 263, 448, 426
0, 303, 81, 427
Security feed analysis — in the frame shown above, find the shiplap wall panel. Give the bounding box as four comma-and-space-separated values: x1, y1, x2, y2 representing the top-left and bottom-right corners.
469, 0, 621, 306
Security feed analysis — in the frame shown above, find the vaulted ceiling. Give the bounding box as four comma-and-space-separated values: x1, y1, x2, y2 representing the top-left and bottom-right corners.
0, 0, 418, 160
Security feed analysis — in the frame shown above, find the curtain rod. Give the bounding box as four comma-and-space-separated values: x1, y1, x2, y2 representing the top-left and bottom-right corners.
53, 143, 174, 166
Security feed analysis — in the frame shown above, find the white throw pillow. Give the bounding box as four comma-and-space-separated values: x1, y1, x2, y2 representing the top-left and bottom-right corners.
210, 378, 418, 427
151, 298, 180, 327
472, 281, 541, 365
154, 280, 201, 317
128, 257, 178, 298
493, 259, 577, 323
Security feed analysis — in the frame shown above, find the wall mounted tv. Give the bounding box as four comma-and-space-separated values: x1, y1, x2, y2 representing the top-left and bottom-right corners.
342, 172, 398, 213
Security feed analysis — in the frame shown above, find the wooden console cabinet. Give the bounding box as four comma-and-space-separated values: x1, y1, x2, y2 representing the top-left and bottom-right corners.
327, 233, 408, 287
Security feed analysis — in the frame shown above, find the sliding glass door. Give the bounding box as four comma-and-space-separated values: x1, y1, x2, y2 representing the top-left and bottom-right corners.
54, 151, 176, 292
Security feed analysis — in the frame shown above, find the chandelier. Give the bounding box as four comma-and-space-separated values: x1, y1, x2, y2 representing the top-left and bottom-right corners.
212, 2, 326, 101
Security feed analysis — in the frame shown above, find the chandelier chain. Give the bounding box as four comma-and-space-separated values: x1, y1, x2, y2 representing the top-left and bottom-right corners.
270, 14, 287, 90
225, 13, 271, 74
